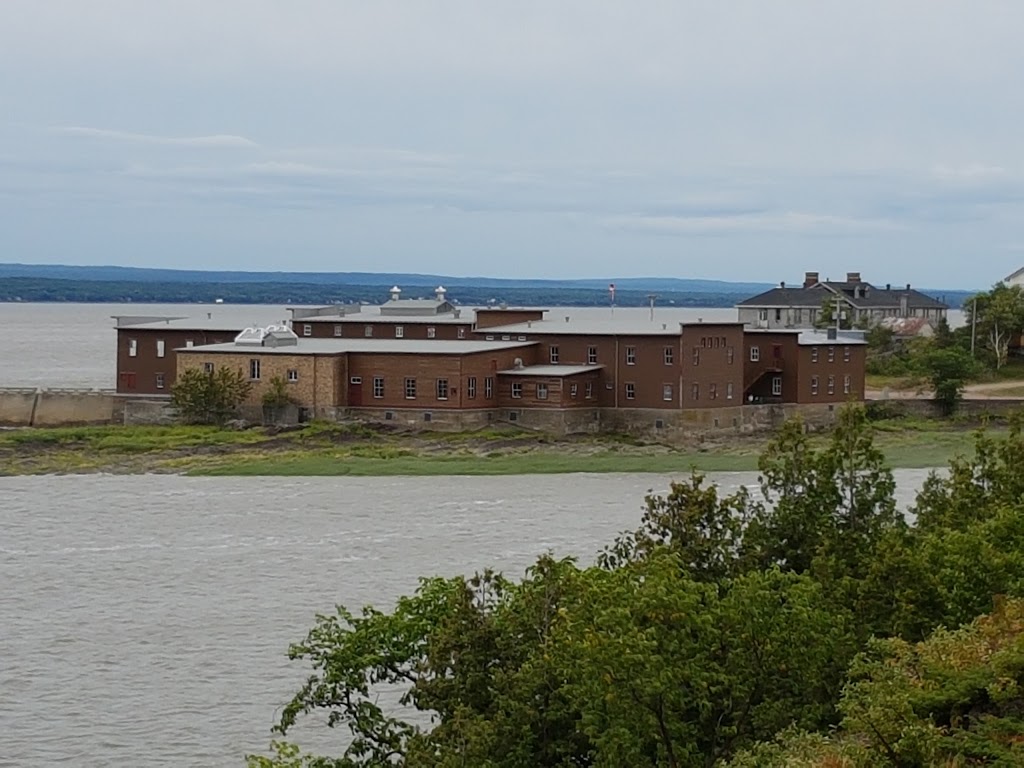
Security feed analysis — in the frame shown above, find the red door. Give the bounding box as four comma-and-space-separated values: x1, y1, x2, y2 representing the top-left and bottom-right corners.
348, 376, 363, 406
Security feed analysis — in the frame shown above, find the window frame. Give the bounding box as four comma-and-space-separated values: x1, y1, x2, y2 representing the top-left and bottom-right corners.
156, 339, 165, 358
662, 383, 673, 401
287, 369, 299, 383
404, 377, 417, 399
625, 346, 637, 365
750, 346, 760, 362
549, 345, 560, 364
587, 346, 598, 365
625, 382, 636, 400
372, 376, 384, 398
663, 346, 674, 365
772, 376, 782, 396
436, 378, 449, 400
128, 338, 138, 358
395, 326, 404, 339
536, 382, 549, 400
249, 358, 261, 381
511, 381, 523, 399
467, 376, 477, 399
302, 324, 312, 337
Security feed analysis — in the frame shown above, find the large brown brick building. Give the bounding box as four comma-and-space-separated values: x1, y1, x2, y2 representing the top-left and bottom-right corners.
119, 286, 868, 435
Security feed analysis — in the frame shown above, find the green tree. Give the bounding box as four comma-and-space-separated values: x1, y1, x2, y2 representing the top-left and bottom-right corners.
170, 365, 252, 425
968, 283, 1024, 369
599, 472, 754, 582
921, 346, 975, 415
727, 597, 1024, 767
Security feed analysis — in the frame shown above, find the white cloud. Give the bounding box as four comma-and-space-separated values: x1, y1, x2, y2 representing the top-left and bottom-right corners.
608, 212, 900, 236
51, 126, 258, 149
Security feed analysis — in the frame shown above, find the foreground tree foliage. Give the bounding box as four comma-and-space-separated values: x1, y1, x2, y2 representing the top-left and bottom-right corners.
249, 406, 1024, 767
171, 366, 252, 425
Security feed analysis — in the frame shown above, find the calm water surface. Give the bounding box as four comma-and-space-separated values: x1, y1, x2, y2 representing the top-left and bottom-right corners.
1, 471, 933, 767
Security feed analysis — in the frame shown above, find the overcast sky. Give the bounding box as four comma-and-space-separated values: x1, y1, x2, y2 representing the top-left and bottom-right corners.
2, 1, 1022, 287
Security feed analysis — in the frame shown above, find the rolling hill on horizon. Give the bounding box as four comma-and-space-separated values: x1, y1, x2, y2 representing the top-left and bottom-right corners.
0, 263, 974, 295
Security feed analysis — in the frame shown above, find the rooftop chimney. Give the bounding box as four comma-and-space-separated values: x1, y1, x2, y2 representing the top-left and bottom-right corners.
847, 272, 862, 284
804, 271, 820, 288
389, 286, 402, 302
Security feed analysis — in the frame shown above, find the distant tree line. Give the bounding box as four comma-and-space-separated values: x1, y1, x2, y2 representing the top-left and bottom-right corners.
0, 277, 750, 308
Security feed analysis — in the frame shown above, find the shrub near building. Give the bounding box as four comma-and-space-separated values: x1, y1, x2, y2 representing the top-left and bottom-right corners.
170, 366, 252, 425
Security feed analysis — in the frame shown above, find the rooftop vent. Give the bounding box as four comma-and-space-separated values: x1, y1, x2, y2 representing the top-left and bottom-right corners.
389, 286, 402, 302
435, 285, 446, 302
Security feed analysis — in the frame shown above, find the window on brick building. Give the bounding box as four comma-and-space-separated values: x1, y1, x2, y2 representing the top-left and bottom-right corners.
626, 346, 636, 365
664, 346, 674, 365
570, 383, 578, 398
302, 324, 311, 337
287, 369, 299, 383
828, 346, 835, 362
549, 346, 559, 364
334, 325, 343, 337
710, 383, 717, 400
395, 326, 404, 338
663, 383, 673, 401
436, 379, 449, 400
467, 377, 477, 399
844, 346, 851, 362
587, 346, 598, 364
156, 340, 165, 358
750, 346, 760, 362
457, 327, 466, 339
726, 382, 734, 399
249, 359, 261, 380
772, 376, 782, 396
404, 378, 416, 399
485, 377, 494, 398
373, 377, 384, 398
691, 382, 700, 400
693, 347, 700, 365
537, 383, 549, 400
155, 373, 165, 389
828, 375, 835, 395
203, 362, 214, 374
811, 347, 819, 363
811, 376, 819, 396
625, 382, 635, 400
129, 339, 138, 357
427, 327, 436, 339
585, 382, 593, 399
511, 381, 523, 399
727, 347, 734, 364
364, 325, 373, 338
844, 374, 852, 394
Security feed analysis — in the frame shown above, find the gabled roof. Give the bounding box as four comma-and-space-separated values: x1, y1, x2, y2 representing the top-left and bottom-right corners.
1005, 266, 1024, 283
821, 282, 948, 310
736, 285, 833, 308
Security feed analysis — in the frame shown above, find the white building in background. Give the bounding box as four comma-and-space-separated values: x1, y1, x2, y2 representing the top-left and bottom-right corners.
1004, 267, 1024, 288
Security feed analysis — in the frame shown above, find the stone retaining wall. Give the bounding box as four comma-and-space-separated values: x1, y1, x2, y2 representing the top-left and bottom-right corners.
0, 389, 174, 427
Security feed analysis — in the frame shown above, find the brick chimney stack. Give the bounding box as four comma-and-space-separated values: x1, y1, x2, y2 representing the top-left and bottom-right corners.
846, 272, 862, 284
803, 271, 820, 288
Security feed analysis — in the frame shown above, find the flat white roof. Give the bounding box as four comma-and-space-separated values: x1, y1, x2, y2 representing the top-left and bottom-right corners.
497, 364, 604, 377
178, 339, 537, 356
115, 316, 247, 332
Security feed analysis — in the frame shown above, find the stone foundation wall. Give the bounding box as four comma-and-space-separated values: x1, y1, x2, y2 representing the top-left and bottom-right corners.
866, 398, 1024, 421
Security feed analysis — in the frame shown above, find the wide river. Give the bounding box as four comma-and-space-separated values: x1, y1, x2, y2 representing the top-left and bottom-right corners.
1, 471, 934, 767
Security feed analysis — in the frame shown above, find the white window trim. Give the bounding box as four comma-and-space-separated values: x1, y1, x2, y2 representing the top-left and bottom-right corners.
750, 346, 760, 362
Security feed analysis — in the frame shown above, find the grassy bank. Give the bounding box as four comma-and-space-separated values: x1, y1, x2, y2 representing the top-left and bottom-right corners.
0, 418, 986, 477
